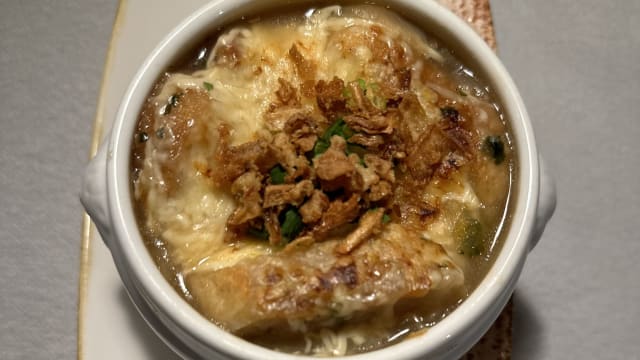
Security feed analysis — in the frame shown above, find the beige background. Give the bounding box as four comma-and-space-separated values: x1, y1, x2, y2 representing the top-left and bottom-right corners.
1, 0, 639, 359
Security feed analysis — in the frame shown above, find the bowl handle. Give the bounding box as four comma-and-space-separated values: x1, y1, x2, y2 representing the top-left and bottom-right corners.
530, 155, 556, 251
80, 138, 113, 249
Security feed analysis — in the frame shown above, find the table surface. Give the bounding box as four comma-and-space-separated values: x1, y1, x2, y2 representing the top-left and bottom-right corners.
1, 1, 639, 359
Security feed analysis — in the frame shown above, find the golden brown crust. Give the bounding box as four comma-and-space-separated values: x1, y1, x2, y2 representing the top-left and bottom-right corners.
186, 225, 462, 335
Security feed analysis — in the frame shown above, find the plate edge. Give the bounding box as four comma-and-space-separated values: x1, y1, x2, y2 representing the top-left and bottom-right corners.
77, 1, 128, 359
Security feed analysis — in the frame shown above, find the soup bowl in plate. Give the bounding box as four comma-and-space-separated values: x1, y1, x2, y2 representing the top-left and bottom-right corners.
80, 0, 556, 358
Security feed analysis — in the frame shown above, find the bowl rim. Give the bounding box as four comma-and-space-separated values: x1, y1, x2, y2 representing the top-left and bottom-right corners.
105, 0, 538, 359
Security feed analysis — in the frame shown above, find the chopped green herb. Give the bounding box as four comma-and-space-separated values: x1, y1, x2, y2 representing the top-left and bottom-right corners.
313, 118, 354, 156
342, 86, 357, 108
484, 135, 505, 164
440, 106, 460, 122
203, 81, 214, 91
155, 127, 165, 139
382, 213, 391, 224
281, 209, 303, 241
456, 86, 468, 97
368, 208, 391, 224
455, 212, 484, 256
357, 78, 367, 91
343, 79, 387, 110
248, 227, 269, 240
371, 95, 388, 111
137, 132, 149, 143
358, 78, 386, 107
269, 164, 286, 185
342, 87, 353, 99
346, 143, 366, 157
313, 139, 330, 156
345, 145, 367, 166
325, 118, 354, 140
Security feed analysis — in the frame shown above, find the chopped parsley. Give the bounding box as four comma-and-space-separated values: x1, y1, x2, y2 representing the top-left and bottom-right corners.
281, 208, 303, 242
382, 213, 391, 224
371, 94, 387, 111
313, 140, 330, 156
342, 86, 354, 102
248, 227, 269, 240
313, 118, 354, 156
269, 164, 286, 185
346, 143, 366, 157
456, 212, 484, 256
359, 79, 388, 110
325, 118, 354, 139
203, 81, 214, 91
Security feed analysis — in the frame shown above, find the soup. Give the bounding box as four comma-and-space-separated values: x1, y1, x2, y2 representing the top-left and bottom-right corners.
131, 4, 513, 356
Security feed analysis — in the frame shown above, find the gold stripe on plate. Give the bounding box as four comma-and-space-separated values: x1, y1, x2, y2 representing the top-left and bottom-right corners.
77, 1, 127, 359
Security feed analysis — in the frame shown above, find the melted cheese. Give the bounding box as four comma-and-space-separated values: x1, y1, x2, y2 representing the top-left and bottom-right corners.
140, 6, 452, 276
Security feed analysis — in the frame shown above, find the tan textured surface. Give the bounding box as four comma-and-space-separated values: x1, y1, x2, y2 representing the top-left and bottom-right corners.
436, 0, 497, 49
436, 0, 511, 358
463, 299, 513, 359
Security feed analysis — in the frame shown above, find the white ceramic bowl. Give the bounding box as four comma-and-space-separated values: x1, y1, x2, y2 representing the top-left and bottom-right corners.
81, 0, 556, 359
